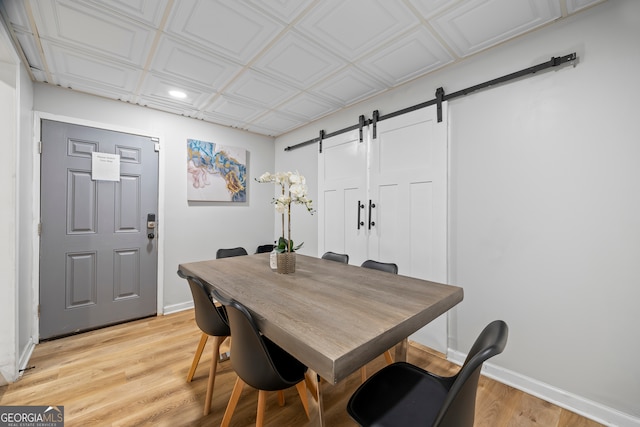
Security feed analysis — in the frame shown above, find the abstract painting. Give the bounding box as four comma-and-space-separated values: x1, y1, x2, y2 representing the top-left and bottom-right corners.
187, 139, 247, 202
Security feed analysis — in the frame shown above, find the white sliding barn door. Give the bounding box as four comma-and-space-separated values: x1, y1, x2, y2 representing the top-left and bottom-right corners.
318, 103, 449, 353
318, 129, 368, 265
370, 104, 448, 352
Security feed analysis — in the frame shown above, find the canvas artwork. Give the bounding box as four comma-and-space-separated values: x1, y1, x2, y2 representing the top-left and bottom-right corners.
187, 139, 247, 202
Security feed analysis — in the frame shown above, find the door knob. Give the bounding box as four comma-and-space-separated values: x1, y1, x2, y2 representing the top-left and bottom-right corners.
147, 213, 156, 239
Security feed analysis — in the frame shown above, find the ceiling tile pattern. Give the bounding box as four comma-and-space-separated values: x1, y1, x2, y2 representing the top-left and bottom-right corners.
0, 0, 605, 137
432, 0, 562, 57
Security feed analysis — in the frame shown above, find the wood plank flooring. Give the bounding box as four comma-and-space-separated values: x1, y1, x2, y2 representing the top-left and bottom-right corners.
0, 310, 604, 427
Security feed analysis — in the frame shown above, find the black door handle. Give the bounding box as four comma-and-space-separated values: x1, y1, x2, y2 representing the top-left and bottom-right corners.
357, 201, 365, 229
368, 200, 376, 229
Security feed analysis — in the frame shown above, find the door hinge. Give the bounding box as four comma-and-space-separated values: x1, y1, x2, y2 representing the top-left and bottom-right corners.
154, 143, 160, 152
38, 141, 42, 154
37, 304, 40, 317
38, 223, 42, 235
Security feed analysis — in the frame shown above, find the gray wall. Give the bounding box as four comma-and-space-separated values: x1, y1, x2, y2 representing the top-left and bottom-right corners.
275, 1, 640, 424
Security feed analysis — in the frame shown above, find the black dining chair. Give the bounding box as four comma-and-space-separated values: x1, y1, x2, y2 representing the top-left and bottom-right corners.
177, 270, 231, 416
209, 289, 310, 427
321, 251, 349, 263
216, 247, 248, 258
347, 320, 509, 427
361, 259, 398, 274
359, 259, 399, 380
255, 244, 275, 254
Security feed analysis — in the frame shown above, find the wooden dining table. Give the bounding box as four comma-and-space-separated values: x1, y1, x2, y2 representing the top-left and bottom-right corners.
178, 253, 463, 425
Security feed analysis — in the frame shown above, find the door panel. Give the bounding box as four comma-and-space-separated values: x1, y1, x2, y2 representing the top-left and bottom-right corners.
371, 105, 447, 282
67, 170, 96, 233
318, 129, 368, 265
371, 104, 448, 352
66, 252, 96, 307
410, 181, 434, 278
116, 175, 141, 231
114, 248, 140, 299
40, 120, 158, 340
376, 120, 433, 173
370, 183, 400, 263
323, 189, 342, 253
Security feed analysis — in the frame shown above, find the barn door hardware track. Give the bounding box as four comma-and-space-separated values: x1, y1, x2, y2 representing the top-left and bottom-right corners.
285, 53, 576, 152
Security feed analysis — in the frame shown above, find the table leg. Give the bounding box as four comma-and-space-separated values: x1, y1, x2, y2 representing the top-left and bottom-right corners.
305, 369, 325, 426
394, 338, 408, 362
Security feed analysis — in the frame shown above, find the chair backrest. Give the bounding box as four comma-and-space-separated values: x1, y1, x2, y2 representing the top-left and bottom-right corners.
216, 247, 248, 258
255, 244, 275, 254
177, 270, 230, 337
361, 259, 398, 274
321, 251, 349, 264
209, 288, 307, 391
435, 320, 509, 427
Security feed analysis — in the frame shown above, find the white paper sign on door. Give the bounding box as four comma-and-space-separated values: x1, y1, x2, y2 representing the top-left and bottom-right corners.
92, 152, 120, 181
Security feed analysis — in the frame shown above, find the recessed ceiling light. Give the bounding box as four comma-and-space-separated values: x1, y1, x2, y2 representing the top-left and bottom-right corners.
169, 90, 187, 99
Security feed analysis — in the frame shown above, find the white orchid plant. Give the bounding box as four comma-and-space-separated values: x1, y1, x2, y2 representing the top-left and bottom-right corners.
256, 171, 314, 253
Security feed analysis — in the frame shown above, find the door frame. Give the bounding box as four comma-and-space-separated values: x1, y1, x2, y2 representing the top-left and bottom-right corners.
31, 111, 165, 343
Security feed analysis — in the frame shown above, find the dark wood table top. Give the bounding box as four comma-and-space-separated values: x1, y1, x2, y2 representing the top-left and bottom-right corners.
179, 253, 463, 384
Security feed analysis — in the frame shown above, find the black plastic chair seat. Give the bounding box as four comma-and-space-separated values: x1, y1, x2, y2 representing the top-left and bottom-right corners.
225, 299, 307, 391
255, 244, 275, 254
216, 247, 248, 258
348, 362, 449, 426
211, 289, 311, 426
321, 251, 349, 263
261, 336, 308, 389
178, 270, 230, 337
361, 259, 398, 274
202, 306, 230, 336
347, 320, 508, 427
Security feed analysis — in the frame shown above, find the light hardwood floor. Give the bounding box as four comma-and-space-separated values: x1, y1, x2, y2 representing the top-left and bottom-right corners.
0, 310, 603, 427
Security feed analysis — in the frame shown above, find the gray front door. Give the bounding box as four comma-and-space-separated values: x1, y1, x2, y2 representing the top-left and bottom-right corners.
40, 120, 158, 340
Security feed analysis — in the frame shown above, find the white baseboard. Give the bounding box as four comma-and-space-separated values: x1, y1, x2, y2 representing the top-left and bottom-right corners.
18, 339, 36, 372
163, 301, 194, 315
5, 339, 38, 384
448, 350, 640, 427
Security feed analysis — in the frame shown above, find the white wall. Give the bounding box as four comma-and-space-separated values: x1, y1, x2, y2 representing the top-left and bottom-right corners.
275, 1, 640, 425
0, 46, 17, 385
17, 54, 34, 371
32, 84, 276, 312
0, 17, 32, 385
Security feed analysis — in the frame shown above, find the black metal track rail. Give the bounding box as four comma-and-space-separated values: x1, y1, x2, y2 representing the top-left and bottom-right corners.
284, 53, 576, 152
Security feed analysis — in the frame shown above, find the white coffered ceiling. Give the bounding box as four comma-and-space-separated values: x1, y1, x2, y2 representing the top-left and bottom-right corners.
0, 0, 604, 137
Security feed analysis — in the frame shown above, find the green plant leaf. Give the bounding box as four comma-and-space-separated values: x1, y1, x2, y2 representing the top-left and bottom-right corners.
275, 236, 303, 252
